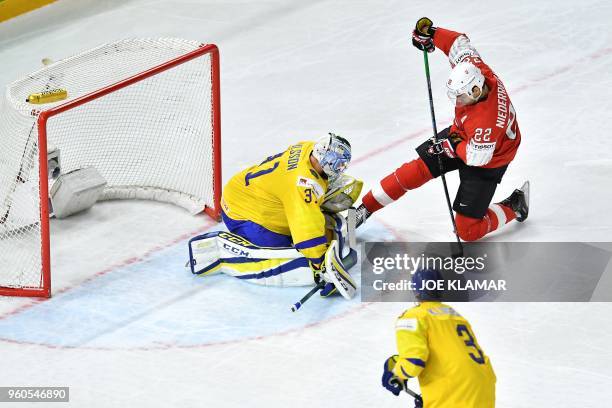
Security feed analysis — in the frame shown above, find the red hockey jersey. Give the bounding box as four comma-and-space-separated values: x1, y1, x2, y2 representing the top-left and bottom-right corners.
433, 28, 521, 168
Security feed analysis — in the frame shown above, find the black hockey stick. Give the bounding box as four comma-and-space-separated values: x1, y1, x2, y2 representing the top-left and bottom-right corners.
392, 378, 423, 407
422, 50, 463, 257
405, 386, 423, 408
290, 248, 358, 312
290, 281, 325, 312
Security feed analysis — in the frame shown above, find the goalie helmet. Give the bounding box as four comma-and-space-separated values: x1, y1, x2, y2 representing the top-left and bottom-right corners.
446, 61, 485, 106
312, 133, 351, 178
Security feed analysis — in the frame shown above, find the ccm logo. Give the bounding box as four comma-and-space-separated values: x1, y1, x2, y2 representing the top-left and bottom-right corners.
219, 231, 252, 247
222, 243, 249, 257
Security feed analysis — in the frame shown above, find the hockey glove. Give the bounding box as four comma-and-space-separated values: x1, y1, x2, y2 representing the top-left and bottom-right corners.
412, 17, 436, 53
320, 282, 337, 297
310, 261, 338, 297
312, 241, 358, 299
382, 355, 406, 396
427, 133, 463, 159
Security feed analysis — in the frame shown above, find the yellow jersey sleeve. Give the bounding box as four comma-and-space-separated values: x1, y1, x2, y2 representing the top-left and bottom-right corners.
281, 173, 328, 265
393, 308, 429, 379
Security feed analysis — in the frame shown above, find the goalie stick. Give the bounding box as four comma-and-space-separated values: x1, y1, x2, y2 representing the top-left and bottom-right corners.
289, 246, 358, 312
290, 281, 326, 312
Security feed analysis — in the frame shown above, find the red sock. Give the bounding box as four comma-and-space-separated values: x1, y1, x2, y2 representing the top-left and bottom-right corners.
362, 158, 433, 212
455, 204, 517, 241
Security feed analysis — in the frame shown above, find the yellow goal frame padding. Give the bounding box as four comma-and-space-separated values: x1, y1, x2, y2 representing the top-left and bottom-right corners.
0, 0, 57, 23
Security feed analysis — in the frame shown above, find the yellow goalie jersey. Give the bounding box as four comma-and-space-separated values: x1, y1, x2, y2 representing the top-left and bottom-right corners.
393, 302, 496, 408
221, 141, 328, 264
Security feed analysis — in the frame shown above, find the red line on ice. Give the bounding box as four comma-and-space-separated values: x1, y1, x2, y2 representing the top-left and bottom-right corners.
2, 45, 610, 330
0, 219, 217, 321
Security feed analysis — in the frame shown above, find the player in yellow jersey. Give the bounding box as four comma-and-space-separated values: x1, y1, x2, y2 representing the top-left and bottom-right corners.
187, 133, 360, 299
382, 268, 496, 407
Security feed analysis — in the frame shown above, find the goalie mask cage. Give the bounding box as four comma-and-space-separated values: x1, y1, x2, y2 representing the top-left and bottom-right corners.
0, 38, 221, 298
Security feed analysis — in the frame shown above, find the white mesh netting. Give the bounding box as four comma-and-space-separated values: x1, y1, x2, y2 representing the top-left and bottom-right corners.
0, 38, 219, 293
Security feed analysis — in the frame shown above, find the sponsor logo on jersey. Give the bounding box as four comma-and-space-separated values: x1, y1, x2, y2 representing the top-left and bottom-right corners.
396, 318, 418, 331
297, 176, 324, 198
454, 49, 475, 65
471, 141, 495, 150
428, 306, 461, 317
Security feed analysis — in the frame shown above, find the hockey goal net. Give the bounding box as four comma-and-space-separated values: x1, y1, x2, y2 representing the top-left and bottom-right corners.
0, 38, 221, 298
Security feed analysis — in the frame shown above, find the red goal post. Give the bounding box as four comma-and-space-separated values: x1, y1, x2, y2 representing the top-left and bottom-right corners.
0, 39, 222, 298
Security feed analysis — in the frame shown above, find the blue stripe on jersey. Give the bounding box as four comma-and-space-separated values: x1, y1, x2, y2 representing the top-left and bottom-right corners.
307, 255, 325, 265
294, 236, 327, 250
222, 211, 293, 247
407, 358, 426, 368
400, 366, 414, 378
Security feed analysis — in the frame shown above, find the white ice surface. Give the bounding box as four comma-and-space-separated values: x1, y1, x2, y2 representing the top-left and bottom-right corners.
1, 0, 612, 407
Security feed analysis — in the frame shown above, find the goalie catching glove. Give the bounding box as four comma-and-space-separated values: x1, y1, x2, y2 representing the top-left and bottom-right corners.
321, 173, 363, 213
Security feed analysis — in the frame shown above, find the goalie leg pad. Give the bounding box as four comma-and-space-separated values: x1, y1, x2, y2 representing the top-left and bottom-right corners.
227, 257, 313, 286
322, 240, 358, 300
188, 231, 313, 286
188, 231, 223, 276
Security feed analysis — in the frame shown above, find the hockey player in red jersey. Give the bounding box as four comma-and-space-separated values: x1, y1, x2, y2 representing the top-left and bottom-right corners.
356, 18, 529, 241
